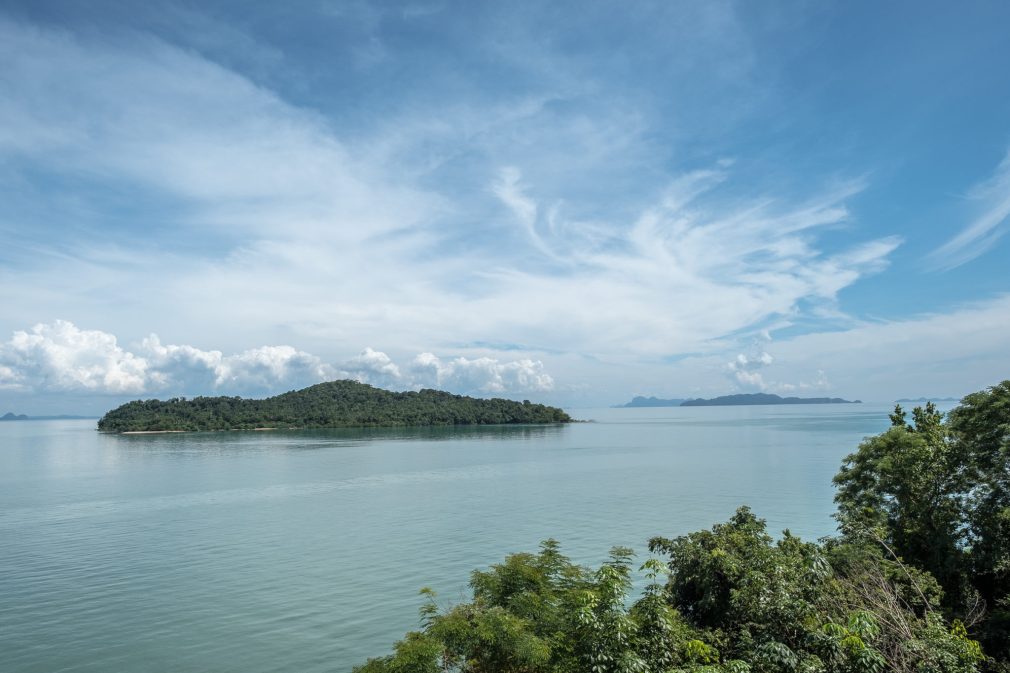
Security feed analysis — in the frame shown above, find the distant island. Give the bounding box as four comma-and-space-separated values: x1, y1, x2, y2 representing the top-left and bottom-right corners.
616, 393, 861, 407
896, 396, 959, 403
681, 393, 860, 406
1, 412, 94, 421
97, 380, 573, 433
618, 396, 688, 408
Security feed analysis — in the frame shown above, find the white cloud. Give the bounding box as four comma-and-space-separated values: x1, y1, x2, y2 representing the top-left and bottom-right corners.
652, 294, 1010, 402
338, 347, 402, 388
0, 17, 903, 371
491, 166, 559, 260
0, 321, 555, 398
721, 343, 833, 395
0, 14, 438, 256
218, 346, 335, 393
0, 321, 148, 394
139, 336, 335, 394
929, 149, 1010, 270
410, 352, 554, 394
762, 295, 1010, 399
475, 169, 898, 359
140, 336, 224, 391
727, 351, 774, 390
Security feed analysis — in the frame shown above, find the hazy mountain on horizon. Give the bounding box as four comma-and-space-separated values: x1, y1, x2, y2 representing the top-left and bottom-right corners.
680, 393, 860, 406
1, 412, 96, 421
618, 393, 861, 407
618, 396, 689, 408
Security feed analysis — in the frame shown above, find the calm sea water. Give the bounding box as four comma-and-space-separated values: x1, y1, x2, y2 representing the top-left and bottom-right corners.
1, 404, 909, 672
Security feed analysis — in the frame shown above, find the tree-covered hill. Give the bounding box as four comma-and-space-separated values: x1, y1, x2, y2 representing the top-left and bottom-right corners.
97, 380, 573, 432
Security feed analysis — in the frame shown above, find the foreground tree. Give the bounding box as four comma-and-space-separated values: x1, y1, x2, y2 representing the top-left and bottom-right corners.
648, 507, 829, 662
833, 401, 970, 611
834, 382, 1010, 657
949, 382, 1010, 658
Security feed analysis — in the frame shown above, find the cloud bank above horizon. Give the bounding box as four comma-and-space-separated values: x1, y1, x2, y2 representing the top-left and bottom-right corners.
3, 299, 1009, 412
0, 321, 554, 399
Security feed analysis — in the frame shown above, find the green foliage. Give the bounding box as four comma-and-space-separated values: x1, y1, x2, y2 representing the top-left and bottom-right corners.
357, 523, 986, 673
354, 632, 442, 673
948, 381, 1010, 656
354, 382, 1009, 673
96, 380, 572, 432
835, 382, 1010, 656
355, 539, 729, 673
648, 507, 828, 660
833, 402, 969, 609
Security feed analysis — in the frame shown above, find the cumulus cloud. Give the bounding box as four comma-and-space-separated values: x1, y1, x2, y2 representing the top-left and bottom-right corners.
0, 321, 554, 398
726, 351, 774, 390
218, 346, 335, 393
338, 347, 402, 388
0, 320, 148, 393
723, 330, 831, 395
140, 336, 224, 391
410, 352, 554, 394
139, 336, 335, 394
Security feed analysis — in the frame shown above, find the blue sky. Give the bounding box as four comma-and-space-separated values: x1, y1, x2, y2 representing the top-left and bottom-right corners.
1, 1, 1009, 413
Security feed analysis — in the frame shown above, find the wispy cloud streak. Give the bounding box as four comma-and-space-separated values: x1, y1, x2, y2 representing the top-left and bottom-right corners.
0, 12, 923, 407
929, 150, 1010, 270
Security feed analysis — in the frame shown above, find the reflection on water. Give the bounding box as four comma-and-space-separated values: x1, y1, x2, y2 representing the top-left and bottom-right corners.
109, 421, 567, 449
1, 406, 897, 672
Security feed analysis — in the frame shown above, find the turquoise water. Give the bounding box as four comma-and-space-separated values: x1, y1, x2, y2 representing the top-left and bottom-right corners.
1, 404, 901, 672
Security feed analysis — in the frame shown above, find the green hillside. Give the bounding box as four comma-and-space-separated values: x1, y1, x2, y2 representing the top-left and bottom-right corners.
97, 380, 573, 432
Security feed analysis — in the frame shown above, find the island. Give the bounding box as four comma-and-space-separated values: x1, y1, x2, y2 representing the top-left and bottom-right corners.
1, 412, 94, 421
896, 396, 959, 403
681, 393, 860, 406
1, 412, 29, 421
97, 380, 573, 433
618, 396, 688, 408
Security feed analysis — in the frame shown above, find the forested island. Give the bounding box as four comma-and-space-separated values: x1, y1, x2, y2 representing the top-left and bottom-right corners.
358, 382, 1010, 673
681, 392, 859, 406
97, 380, 573, 432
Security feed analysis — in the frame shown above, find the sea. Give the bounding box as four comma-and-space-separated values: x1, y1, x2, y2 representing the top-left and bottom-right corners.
0, 403, 927, 672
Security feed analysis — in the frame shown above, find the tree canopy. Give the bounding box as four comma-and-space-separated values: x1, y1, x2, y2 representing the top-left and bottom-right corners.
834, 383, 1010, 658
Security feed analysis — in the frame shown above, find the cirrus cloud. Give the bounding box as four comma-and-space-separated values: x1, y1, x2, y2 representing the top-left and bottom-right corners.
0, 15, 902, 369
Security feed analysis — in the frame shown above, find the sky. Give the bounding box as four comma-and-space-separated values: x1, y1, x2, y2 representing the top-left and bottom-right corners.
1, 1, 1010, 414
